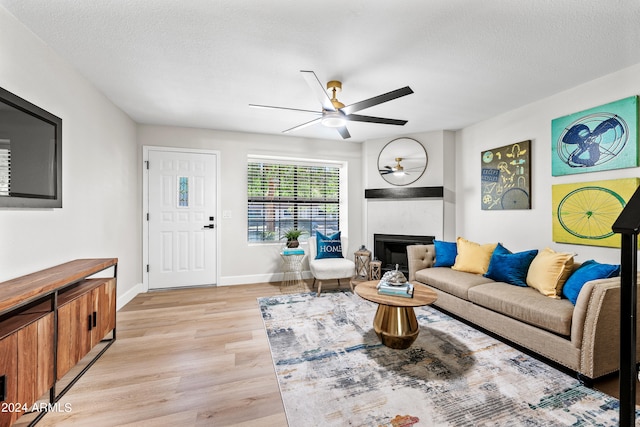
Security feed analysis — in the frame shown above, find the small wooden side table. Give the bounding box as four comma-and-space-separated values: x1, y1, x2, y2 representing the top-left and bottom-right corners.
354, 248, 371, 280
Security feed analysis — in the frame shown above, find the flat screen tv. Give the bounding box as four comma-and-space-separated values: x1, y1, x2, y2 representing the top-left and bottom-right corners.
0, 87, 62, 208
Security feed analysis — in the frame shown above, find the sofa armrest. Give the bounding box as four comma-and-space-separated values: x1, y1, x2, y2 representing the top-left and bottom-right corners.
407, 244, 435, 281
572, 274, 640, 379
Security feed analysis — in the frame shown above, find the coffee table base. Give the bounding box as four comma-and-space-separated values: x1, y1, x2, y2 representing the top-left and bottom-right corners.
373, 304, 419, 349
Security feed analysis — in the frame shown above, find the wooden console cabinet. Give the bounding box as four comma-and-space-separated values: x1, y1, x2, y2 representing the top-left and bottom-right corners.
0, 259, 117, 426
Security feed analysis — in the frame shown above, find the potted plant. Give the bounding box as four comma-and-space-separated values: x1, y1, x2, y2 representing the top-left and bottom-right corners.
282, 228, 308, 248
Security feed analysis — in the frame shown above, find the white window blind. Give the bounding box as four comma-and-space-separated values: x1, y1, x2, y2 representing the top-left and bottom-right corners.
0, 140, 10, 196
247, 157, 341, 243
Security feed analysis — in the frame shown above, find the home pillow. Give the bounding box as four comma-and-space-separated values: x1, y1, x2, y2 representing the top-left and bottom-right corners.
562, 260, 620, 305
484, 249, 538, 287
315, 231, 344, 259
433, 240, 457, 267
526, 248, 574, 299
451, 237, 498, 275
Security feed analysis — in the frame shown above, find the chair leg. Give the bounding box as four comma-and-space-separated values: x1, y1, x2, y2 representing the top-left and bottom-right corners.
316, 280, 322, 296
312, 278, 317, 289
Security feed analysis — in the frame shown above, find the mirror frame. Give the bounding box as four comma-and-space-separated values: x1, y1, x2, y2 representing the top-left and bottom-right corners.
377, 137, 428, 186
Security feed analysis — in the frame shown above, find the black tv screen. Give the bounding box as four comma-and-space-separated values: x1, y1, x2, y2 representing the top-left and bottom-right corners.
0, 87, 62, 208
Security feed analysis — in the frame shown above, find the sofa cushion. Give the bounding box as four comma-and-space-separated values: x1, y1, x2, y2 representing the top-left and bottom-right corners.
433, 240, 457, 267
526, 248, 574, 299
468, 282, 574, 336
451, 237, 498, 275
415, 267, 494, 300
483, 243, 510, 277
484, 249, 538, 287
562, 260, 620, 305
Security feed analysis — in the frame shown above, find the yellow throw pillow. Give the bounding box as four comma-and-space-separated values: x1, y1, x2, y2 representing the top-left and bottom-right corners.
451, 237, 498, 275
526, 248, 574, 299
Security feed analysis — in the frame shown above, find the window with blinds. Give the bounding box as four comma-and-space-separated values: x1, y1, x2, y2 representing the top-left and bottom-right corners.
0, 140, 10, 196
247, 157, 342, 243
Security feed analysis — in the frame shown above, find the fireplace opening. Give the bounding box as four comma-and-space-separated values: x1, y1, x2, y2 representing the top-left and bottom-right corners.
373, 234, 434, 276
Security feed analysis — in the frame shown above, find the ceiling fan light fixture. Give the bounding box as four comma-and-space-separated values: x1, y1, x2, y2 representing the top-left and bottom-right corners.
392, 158, 405, 176
321, 111, 346, 128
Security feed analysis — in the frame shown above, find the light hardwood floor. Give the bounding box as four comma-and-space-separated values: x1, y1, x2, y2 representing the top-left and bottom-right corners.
16, 282, 310, 427
14, 280, 638, 426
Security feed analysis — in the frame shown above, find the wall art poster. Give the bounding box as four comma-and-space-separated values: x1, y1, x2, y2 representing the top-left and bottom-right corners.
551, 96, 639, 176
552, 177, 640, 248
481, 140, 531, 210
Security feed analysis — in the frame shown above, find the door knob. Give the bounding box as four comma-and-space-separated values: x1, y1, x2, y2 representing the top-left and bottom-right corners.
203, 224, 215, 229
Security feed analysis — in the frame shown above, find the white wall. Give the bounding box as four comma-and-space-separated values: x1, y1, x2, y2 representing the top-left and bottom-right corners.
3, 0, 636, 300
456, 63, 640, 265
0, 8, 141, 307
137, 125, 363, 285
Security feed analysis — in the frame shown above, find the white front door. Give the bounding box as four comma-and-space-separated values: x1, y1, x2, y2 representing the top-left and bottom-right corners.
147, 149, 218, 289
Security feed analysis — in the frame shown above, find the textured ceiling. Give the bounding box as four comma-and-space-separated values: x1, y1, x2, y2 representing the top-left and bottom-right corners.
2, 0, 640, 142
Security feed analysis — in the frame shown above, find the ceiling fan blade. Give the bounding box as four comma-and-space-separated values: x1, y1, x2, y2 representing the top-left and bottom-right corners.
282, 117, 322, 134
341, 86, 414, 115
336, 126, 351, 139
300, 70, 336, 111
345, 114, 408, 126
249, 104, 321, 115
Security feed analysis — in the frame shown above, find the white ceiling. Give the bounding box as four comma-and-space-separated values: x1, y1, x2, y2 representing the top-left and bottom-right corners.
2, 0, 640, 142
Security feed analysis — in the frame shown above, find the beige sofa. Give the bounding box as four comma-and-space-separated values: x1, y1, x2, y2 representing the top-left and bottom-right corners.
407, 244, 639, 383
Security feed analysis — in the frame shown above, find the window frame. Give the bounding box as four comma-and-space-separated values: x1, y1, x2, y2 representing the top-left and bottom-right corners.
247, 155, 348, 245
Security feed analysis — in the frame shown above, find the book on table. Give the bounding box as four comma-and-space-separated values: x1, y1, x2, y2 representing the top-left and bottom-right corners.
377, 281, 414, 298
282, 248, 305, 255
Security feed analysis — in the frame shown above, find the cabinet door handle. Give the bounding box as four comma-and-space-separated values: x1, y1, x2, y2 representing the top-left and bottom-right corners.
0, 375, 5, 401
88, 314, 93, 331
93, 311, 97, 328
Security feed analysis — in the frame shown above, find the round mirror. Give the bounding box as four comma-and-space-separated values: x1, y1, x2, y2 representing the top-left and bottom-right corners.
377, 137, 428, 186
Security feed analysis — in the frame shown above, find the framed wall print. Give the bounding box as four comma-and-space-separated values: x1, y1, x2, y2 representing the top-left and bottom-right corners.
481, 140, 531, 210
552, 177, 640, 248
552, 96, 639, 176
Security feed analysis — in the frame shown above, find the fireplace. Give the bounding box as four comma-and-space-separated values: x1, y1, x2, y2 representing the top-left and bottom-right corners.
373, 234, 434, 276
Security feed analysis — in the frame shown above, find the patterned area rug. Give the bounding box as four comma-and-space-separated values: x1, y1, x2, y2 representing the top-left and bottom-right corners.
258, 290, 634, 427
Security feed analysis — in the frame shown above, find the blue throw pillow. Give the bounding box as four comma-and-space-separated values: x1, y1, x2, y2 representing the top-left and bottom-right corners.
433, 240, 457, 267
562, 260, 620, 305
485, 243, 511, 272
484, 249, 538, 287
315, 231, 344, 259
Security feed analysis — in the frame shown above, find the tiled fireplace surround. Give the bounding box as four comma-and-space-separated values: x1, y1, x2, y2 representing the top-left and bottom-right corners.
365, 186, 451, 276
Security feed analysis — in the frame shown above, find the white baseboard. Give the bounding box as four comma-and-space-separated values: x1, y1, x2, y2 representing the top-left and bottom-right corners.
117, 272, 314, 300
218, 270, 313, 286
117, 282, 145, 311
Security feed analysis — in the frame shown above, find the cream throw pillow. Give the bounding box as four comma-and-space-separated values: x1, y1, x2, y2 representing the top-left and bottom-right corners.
526, 248, 574, 299
451, 237, 498, 275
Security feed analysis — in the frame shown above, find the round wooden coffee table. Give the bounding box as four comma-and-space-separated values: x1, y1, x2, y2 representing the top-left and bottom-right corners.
354, 280, 437, 349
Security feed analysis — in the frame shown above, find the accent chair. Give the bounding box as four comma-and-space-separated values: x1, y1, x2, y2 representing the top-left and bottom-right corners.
308, 235, 356, 296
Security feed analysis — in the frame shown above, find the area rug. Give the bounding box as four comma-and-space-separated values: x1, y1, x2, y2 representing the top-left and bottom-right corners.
258, 290, 636, 427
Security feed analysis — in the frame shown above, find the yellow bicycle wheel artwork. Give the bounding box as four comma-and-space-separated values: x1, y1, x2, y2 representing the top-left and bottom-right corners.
552, 178, 640, 248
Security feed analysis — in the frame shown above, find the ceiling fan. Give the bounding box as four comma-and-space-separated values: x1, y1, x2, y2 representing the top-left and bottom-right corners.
380, 157, 408, 175
249, 70, 413, 139
379, 157, 421, 176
